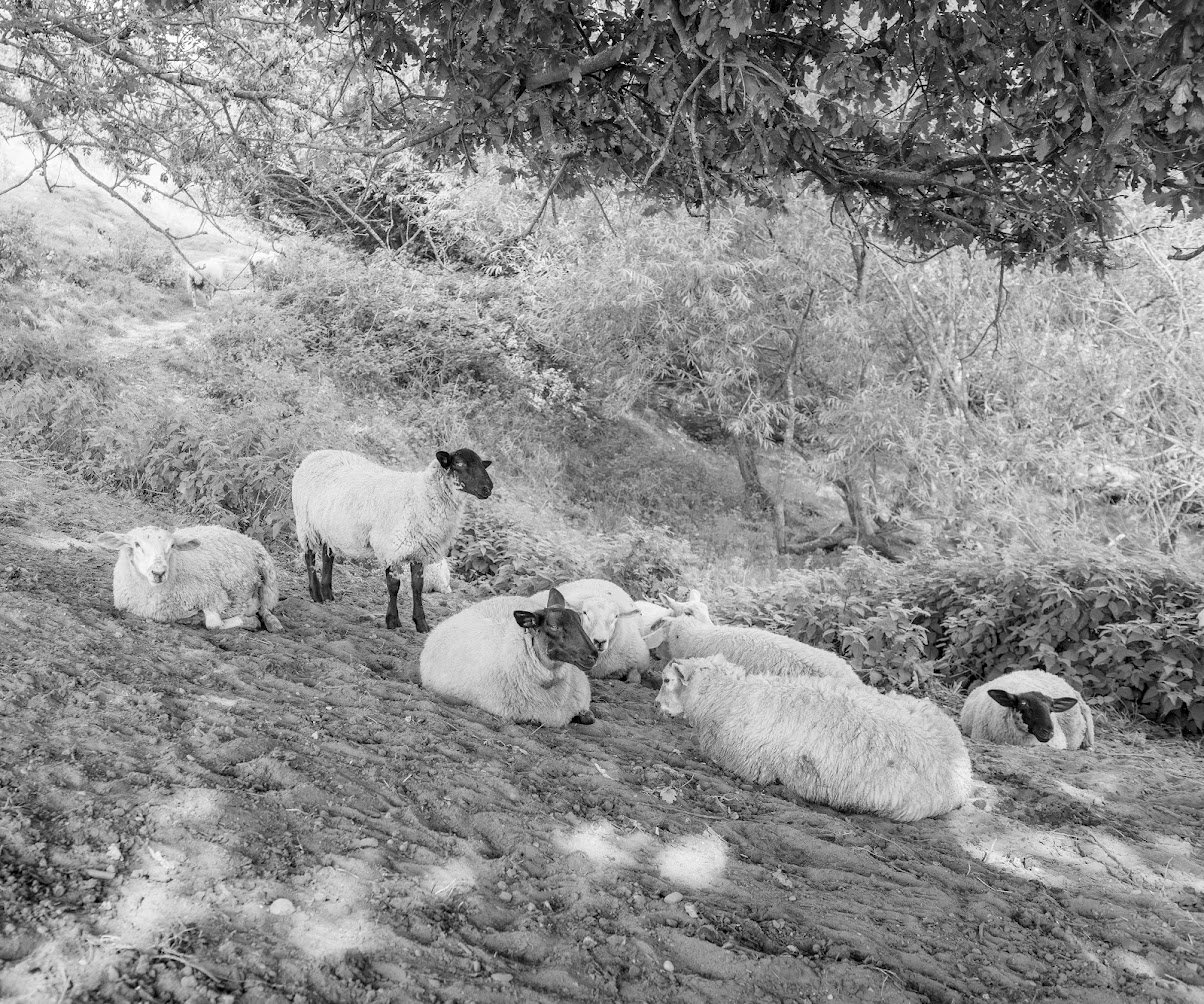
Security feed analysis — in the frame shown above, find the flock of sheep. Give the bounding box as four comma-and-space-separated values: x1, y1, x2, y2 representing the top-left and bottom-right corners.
182, 250, 280, 308
94, 445, 1097, 824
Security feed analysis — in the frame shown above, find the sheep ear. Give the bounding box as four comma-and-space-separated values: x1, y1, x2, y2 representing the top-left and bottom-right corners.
986, 689, 1016, 708
95, 531, 131, 551
482, 459, 492, 468
642, 622, 668, 649
664, 663, 685, 684
685, 588, 703, 603
172, 536, 201, 551
513, 609, 543, 630
1050, 697, 1078, 712
436, 451, 452, 469
546, 587, 566, 609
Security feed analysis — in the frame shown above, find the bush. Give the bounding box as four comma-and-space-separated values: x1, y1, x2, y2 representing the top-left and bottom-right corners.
0, 210, 43, 282
912, 554, 1204, 734
0, 330, 108, 389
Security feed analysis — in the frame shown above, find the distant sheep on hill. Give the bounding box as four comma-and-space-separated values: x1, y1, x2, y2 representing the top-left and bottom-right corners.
96, 524, 282, 632
291, 448, 492, 632
183, 259, 224, 308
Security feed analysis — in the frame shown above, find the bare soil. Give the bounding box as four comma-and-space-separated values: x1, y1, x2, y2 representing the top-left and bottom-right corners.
2, 312, 1203, 1004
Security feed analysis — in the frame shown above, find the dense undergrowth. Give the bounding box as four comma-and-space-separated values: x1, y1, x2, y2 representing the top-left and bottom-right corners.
2, 175, 1203, 736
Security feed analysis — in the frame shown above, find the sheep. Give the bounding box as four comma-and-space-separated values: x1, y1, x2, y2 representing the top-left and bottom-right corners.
424, 557, 452, 594
960, 669, 1095, 750
95, 524, 282, 632
248, 249, 282, 290
644, 595, 863, 688
183, 259, 225, 308
656, 655, 973, 822
291, 448, 492, 632
528, 578, 651, 681
419, 587, 598, 726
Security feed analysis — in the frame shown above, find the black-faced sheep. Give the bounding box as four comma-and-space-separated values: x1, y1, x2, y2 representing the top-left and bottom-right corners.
657, 655, 973, 822
419, 588, 599, 726
528, 578, 651, 682
291, 448, 492, 632
960, 669, 1094, 749
645, 592, 862, 688
96, 524, 282, 631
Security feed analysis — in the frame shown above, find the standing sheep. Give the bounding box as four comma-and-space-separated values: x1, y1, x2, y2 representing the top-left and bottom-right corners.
960, 669, 1095, 750
657, 655, 973, 822
183, 259, 225, 308
248, 249, 282, 290
95, 524, 282, 632
291, 448, 492, 632
420, 588, 598, 726
645, 600, 863, 688
528, 578, 650, 681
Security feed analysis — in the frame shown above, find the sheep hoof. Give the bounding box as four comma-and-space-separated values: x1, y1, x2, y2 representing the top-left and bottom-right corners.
385, 612, 401, 630
413, 617, 430, 633
261, 612, 283, 633
571, 711, 596, 725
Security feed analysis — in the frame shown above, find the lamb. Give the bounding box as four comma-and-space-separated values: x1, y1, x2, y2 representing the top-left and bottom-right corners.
644, 594, 863, 688
95, 524, 282, 632
960, 669, 1095, 750
419, 588, 598, 726
656, 655, 973, 822
291, 448, 492, 632
183, 259, 225, 308
528, 578, 650, 681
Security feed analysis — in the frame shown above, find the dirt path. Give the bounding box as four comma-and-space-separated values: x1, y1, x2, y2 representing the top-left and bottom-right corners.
2, 307, 1204, 1004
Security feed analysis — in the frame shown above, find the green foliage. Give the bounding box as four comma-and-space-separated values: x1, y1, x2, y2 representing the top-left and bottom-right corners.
0, 331, 108, 389
912, 555, 1204, 734
0, 211, 43, 282
102, 229, 177, 287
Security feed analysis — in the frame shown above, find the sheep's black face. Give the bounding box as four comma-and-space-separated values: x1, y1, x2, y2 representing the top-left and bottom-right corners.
438, 448, 493, 499
987, 689, 1078, 743
543, 607, 600, 670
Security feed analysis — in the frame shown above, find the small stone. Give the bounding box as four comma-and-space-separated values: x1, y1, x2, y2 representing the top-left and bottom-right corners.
663, 960, 675, 972
268, 897, 295, 916
498, 891, 513, 902
663, 891, 683, 905
490, 973, 513, 983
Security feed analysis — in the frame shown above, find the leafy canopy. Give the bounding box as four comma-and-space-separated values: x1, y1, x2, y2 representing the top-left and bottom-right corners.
3, 1, 1204, 264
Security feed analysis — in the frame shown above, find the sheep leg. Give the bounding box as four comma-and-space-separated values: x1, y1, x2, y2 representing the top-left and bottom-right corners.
259, 610, 284, 632
319, 544, 335, 601
304, 548, 324, 603
202, 609, 258, 631
410, 561, 429, 633
384, 566, 402, 629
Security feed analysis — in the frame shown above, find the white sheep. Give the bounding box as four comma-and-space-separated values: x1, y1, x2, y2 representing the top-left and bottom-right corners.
248, 249, 282, 290
644, 593, 863, 688
424, 557, 452, 594
291, 448, 492, 632
960, 669, 1095, 750
95, 524, 282, 632
657, 655, 973, 822
419, 588, 598, 726
183, 258, 225, 308
528, 578, 650, 681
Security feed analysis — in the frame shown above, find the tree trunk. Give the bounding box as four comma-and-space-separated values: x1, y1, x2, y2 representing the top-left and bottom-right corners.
732, 434, 772, 511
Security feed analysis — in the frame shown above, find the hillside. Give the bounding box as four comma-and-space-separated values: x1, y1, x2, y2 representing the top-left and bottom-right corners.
2, 144, 1204, 1004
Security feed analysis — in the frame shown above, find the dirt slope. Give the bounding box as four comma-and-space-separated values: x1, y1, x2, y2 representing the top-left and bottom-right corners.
2, 450, 1203, 1004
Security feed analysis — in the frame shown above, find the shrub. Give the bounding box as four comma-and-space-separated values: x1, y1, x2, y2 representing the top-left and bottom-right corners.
911, 554, 1204, 734
0, 210, 43, 282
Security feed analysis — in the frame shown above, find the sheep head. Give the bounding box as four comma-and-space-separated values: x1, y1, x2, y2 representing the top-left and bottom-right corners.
987, 688, 1079, 743
438, 448, 493, 499
96, 525, 200, 586
514, 587, 599, 670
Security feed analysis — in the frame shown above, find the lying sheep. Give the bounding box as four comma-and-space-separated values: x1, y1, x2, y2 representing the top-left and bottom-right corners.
657, 655, 973, 822
528, 578, 649, 681
96, 524, 282, 631
420, 588, 598, 726
291, 448, 492, 632
960, 669, 1095, 750
644, 594, 862, 688
183, 259, 225, 308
